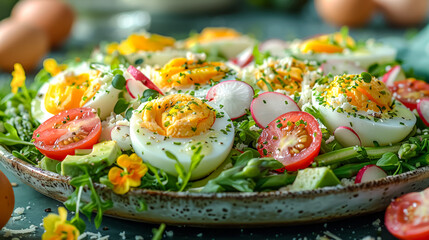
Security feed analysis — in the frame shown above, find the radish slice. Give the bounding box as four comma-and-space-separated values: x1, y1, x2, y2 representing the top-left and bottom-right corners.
355, 165, 388, 183
230, 47, 253, 68
321, 60, 365, 76
206, 80, 254, 120
417, 98, 429, 127
111, 125, 132, 151
334, 126, 362, 147
250, 92, 300, 128
260, 39, 289, 57
382, 65, 406, 86
127, 66, 164, 95
126, 78, 147, 99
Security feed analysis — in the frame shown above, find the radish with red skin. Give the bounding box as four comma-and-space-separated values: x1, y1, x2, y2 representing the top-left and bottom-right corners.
382, 65, 406, 86
127, 65, 164, 95
334, 126, 362, 147
417, 98, 429, 127
206, 80, 254, 120
250, 92, 300, 128
126, 78, 147, 99
230, 47, 253, 68
320, 60, 365, 76
355, 164, 388, 183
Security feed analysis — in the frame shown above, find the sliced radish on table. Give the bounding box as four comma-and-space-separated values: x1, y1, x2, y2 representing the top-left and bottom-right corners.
321, 60, 365, 76
417, 98, 429, 127
230, 47, 253, 68
206, 80, 254, 120
250, 92, 300, 128
111, 125, 132, 151
126, 78, 147, 99
334, 126, 362, 147
127, 66, 164, 95
355, 165, 387, 183
382, 65, 406, 86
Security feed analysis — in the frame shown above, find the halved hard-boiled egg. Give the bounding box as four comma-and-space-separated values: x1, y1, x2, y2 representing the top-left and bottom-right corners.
130, 93, 234, 180
32, 62, 122, 123
289, 31, 396, 69
312, 73, 416, 146
152, 56, 233, 98
240, 57, 320, 95
100, 32, 187, 67
185, 27, 256, 60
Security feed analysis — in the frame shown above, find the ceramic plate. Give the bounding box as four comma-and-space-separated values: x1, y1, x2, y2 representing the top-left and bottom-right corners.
1, 145, 429, 227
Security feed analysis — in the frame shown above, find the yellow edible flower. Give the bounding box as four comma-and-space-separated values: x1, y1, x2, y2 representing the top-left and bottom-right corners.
42, 207, 79, 240
108, 154, 148, 195
10, 63, 25, 94
43, 58, 67, 76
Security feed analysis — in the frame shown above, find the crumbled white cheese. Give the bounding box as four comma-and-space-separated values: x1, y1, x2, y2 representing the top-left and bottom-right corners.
165, 230, 174, 237
2, 224, 37, 237
135, 235, 144, 240
119, 231, 126, 240
14, 207, 25, 215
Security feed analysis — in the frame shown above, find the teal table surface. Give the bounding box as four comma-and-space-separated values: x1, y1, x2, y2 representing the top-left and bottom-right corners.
1, 1, 428, 239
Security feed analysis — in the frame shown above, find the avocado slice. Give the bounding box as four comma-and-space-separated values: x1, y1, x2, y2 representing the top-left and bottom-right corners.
291, 167, 340, 191
61, 141, 122, 177
39, 157, 61, 174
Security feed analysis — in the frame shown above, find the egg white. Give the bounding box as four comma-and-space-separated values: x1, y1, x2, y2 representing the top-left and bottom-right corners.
129, 100, 234, 180
312, 93, 416, 147
289, 42, 396, 69
32, 62, 122, 123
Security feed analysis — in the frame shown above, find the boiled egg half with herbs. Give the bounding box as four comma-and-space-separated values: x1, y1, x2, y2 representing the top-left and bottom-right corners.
130, 93, 234, 180
102, 32, 187, 67
32, 62, 122, 123
185, 27, 256, 60
152, 56, 233, 98
289, 31, 396, 69
312, 73, 416, 146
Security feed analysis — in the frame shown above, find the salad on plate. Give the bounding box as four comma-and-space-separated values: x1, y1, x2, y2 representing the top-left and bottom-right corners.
1, 27, 429, 235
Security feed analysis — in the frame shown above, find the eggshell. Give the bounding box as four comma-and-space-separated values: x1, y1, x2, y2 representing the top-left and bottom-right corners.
315, 0, 376, 28
0, 19, 49, 72
12, 0, 75, 47
374, 0, 429, 27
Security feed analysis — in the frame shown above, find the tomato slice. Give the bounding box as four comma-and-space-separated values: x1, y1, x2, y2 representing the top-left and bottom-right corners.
385, 188, 429, 240
388, 78, 429, 110
32, 107, 102, 160
257, 111, 322, 172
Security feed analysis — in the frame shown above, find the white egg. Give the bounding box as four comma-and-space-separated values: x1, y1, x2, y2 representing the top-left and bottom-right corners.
312, 95, 416, 147
129, 101, 234, 180
32, 62, 122, 123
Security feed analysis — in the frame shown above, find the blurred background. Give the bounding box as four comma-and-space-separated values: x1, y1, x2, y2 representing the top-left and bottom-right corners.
0, 0, 428, 76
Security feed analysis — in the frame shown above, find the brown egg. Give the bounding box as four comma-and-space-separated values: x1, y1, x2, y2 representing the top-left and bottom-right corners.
0, 19, 49, 72
12, 0, 75, 48
315, 0, 376, 28
374, 0, 429, 27
0, 170, 14, 230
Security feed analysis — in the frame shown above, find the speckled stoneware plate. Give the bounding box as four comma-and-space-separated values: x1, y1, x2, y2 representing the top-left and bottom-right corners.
1, 145, 429, 227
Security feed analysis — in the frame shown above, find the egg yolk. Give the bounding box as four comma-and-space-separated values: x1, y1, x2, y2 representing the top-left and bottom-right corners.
155, 58, 227, 90
186, 27, 242, 48
140, 94, 216, 138
107, 33, 175, 55
256, 58, 316, 94
44, 71, 101, 115
323, 74, 392, 113
300, 32, 356, 54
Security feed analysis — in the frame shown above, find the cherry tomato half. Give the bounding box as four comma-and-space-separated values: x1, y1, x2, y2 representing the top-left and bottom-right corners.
32, 107, 102, 160
257, 111, 322, 172
385, 188, 429, 240
388, 78, 429, 110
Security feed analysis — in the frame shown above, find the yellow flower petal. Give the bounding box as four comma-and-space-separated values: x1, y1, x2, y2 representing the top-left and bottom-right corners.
10, 63, 26, 94
43, 58, 67, 76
